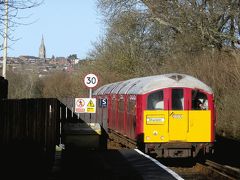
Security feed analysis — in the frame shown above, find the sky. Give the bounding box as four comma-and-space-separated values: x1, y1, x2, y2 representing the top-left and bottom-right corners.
5, 0, 104, 59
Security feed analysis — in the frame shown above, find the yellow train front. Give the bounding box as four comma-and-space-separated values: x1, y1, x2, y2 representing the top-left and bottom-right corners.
94, 73, 216, 158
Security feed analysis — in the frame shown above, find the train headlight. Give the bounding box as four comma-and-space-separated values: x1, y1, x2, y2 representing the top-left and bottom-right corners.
160, 136, 164, 140
153, 131, 158, 136
146, 136, 150, 140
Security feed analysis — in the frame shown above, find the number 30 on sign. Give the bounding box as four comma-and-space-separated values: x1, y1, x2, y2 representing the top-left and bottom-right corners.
84, 74, 98, 88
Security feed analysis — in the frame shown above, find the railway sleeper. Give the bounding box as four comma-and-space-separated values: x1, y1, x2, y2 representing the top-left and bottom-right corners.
108, 129, 137, 149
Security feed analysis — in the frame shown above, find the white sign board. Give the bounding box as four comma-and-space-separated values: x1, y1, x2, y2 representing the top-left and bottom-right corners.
84, 74, 98, 88
75, 98, 96, 113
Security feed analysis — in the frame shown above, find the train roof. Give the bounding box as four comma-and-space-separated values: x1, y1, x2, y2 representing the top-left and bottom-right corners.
93, 73, 213, 95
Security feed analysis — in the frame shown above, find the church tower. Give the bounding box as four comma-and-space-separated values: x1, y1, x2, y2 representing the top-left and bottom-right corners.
39, 35, 46, 59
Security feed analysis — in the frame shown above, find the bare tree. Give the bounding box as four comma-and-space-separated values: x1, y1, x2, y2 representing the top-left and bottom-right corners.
98, 0, 240, 51
141, 0, 240, 50
7, 68, 40, 98
93, 0, 173, 78
0, 0, 43, 49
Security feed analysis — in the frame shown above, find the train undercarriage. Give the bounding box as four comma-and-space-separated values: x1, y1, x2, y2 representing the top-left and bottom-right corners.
145, 142, 214, 158
108, 129, 214, 158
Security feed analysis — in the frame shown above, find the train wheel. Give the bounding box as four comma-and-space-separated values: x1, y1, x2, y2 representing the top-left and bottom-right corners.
196, 150, 206, 163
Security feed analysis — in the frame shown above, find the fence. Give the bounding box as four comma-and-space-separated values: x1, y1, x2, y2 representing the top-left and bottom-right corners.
0, 76, 8, 99
0, 98, 60, 172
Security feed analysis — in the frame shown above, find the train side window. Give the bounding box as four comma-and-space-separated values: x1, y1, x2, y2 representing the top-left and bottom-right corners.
192, 90, 208, 110
172, 89, 184, 110
112, 98, 116, 110
128, 100, 136, 114
147, 90, 164, 110
119, 99, 124, 112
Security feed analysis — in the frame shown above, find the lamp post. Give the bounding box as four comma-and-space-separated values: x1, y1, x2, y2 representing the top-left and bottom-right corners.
2, 0, 8, 79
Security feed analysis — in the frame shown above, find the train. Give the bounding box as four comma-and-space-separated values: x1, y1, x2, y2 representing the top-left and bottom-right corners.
92, 73, 216, 158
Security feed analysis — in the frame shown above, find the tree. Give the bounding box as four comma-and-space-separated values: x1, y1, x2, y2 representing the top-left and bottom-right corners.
39, 71, 88, 98
0, 0, 43, 49
7, 68, 40, 98
67, 54, 77, 60
92, 0, 171, 78
98, 0, 240, 52
142, 0, 240, 50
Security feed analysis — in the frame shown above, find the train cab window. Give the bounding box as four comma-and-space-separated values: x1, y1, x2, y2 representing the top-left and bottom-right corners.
172, 89, 184, 110
147, 90, 164, 110
192, 90, 208, 110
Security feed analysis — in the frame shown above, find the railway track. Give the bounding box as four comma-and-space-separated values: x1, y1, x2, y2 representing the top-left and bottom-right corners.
108, 134, 240, 180
199, 160, 240, 180
167, 159, 240, 180
108, 130, 137, 149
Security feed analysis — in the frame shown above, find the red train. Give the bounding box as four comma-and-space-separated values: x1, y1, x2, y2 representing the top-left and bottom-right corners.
93, 73, 216, 158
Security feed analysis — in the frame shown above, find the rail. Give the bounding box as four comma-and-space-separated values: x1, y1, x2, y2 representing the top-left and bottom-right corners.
204, 160, 240, 180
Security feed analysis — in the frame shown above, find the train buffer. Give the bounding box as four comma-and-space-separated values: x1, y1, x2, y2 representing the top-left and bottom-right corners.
50, 148, 183, 180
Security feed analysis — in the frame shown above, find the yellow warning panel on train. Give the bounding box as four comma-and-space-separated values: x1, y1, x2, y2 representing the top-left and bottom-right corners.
144, 110, 169, 143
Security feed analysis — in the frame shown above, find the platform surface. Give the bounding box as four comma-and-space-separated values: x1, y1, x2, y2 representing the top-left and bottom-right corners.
49, 148, 183, 180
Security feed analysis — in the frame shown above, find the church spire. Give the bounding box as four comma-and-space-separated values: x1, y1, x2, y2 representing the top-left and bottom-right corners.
39, 35, 46, 59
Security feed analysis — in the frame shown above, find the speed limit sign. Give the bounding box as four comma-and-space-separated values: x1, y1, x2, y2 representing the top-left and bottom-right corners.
84, 73, 98, 88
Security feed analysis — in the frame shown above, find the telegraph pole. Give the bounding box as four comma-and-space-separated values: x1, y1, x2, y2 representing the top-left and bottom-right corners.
2, 0, 8, 79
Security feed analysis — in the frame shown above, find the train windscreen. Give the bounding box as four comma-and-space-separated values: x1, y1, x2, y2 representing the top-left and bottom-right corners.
172, 89, 184, 110
147, 90, 164, 110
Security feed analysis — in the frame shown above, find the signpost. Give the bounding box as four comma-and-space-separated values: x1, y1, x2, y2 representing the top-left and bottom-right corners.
75, 73, 98, 113
72, 73, 101, 146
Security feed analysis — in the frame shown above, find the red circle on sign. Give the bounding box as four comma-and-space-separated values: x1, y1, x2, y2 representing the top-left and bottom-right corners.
84, 74, 98, 88
76, 99, 85, 107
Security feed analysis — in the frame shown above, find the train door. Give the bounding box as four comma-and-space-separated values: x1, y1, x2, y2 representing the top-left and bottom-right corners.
108, 96, 112, 129
168, 88, 188, 141
118, 96, 125, 134
111, 96, 116, 130
127, 96, 136, 139
144, 90, 169, 143
187, 89, 212, 142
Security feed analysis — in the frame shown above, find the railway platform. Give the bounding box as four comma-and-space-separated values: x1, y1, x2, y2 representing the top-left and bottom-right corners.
49, 147, 183, 180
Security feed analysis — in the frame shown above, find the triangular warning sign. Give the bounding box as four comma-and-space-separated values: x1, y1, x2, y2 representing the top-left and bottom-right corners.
87, 100, 95, 107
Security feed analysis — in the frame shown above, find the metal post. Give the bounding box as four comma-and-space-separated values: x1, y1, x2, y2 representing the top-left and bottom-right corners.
2, 0, 8, 79
89, 88, 92, 121
89, 88, 92, 98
